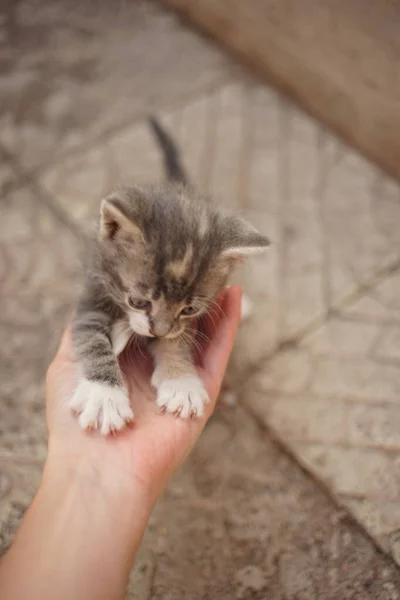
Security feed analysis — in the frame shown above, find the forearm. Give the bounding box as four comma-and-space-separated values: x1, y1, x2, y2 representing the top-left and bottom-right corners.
0, 457, 151, 600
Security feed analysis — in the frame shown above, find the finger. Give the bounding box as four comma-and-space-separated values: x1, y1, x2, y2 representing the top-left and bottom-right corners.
176, 288, 242, 449
201, 286, 242, 386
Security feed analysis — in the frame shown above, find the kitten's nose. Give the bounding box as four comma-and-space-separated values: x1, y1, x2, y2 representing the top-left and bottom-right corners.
149, 324, 171, 338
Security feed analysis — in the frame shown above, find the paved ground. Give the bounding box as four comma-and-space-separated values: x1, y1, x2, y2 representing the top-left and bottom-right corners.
1, 0, 400, 597
163, 0, 400, 179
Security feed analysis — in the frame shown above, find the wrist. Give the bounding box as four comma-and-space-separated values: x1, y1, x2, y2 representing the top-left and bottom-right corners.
43, 444, 152, 519
42, 440, 153, 562
37, 451, 151, 588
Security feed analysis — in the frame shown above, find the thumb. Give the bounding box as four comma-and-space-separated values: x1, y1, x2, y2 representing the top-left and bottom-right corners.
201, 286, 242, 396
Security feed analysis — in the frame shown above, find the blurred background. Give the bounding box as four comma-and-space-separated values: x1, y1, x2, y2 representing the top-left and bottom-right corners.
1, 0, 400, 597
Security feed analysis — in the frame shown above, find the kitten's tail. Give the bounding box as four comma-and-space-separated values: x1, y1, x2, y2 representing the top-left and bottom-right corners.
148, 116, 187, 185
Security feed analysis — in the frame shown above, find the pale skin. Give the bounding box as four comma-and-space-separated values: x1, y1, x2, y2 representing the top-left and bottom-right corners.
0, 286, 242, 600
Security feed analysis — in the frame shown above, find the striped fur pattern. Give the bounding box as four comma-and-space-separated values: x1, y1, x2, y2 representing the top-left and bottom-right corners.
70, 119, 270, 434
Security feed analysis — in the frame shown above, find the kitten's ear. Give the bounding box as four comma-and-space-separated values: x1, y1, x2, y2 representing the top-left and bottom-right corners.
100, 195, 144, 242
219, 217, 270, 262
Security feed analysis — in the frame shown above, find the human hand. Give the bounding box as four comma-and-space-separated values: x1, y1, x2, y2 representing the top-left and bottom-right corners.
45, 286, 242, 506
0, 287, 241, 600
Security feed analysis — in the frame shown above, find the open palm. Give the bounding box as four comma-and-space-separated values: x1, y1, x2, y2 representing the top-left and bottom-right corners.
46, 287, 242, 502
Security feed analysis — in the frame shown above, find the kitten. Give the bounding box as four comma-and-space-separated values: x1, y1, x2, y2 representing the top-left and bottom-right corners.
70, 118, 270, 435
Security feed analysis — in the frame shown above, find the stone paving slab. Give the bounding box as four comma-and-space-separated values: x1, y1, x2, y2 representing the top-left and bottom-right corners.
162, 0, 400, 180
137, 408, 400, 599
0, 186, 81, 459
0, 457, 43, 555
245, 296, 400, 562
0, 0, 235, 172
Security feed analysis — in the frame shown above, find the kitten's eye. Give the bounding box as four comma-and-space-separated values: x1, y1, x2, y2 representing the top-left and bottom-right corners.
180, 305, 197, 317
128, 297, 151, 311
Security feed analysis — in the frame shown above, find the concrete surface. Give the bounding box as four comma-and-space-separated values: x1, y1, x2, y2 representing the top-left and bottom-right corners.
1, 0, 400, 597
162, 0, 400, 180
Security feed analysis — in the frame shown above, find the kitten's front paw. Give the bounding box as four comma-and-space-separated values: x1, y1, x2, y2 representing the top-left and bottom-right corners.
156, 376, 209, 419
70, 379, 134, 435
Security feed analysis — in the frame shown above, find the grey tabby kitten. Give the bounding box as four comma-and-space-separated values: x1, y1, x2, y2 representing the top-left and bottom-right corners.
70, 118, 270, 435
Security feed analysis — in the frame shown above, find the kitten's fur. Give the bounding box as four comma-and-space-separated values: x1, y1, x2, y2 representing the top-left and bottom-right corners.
71, 118, 269, 434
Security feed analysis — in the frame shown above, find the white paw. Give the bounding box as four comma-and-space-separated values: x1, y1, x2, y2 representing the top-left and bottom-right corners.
156, 376, 209, 419
70, 379, 134, 435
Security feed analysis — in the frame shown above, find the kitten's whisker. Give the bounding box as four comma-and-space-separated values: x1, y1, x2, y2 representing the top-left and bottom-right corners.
196, 296, 223, 319
207, 307, 223, 323
200, 306, 218, 328
179, 330, 196, 350
194, 329, 210, 343
199, 296, 224, 314
133, 334, 147, 361
180, 330, 204, 357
